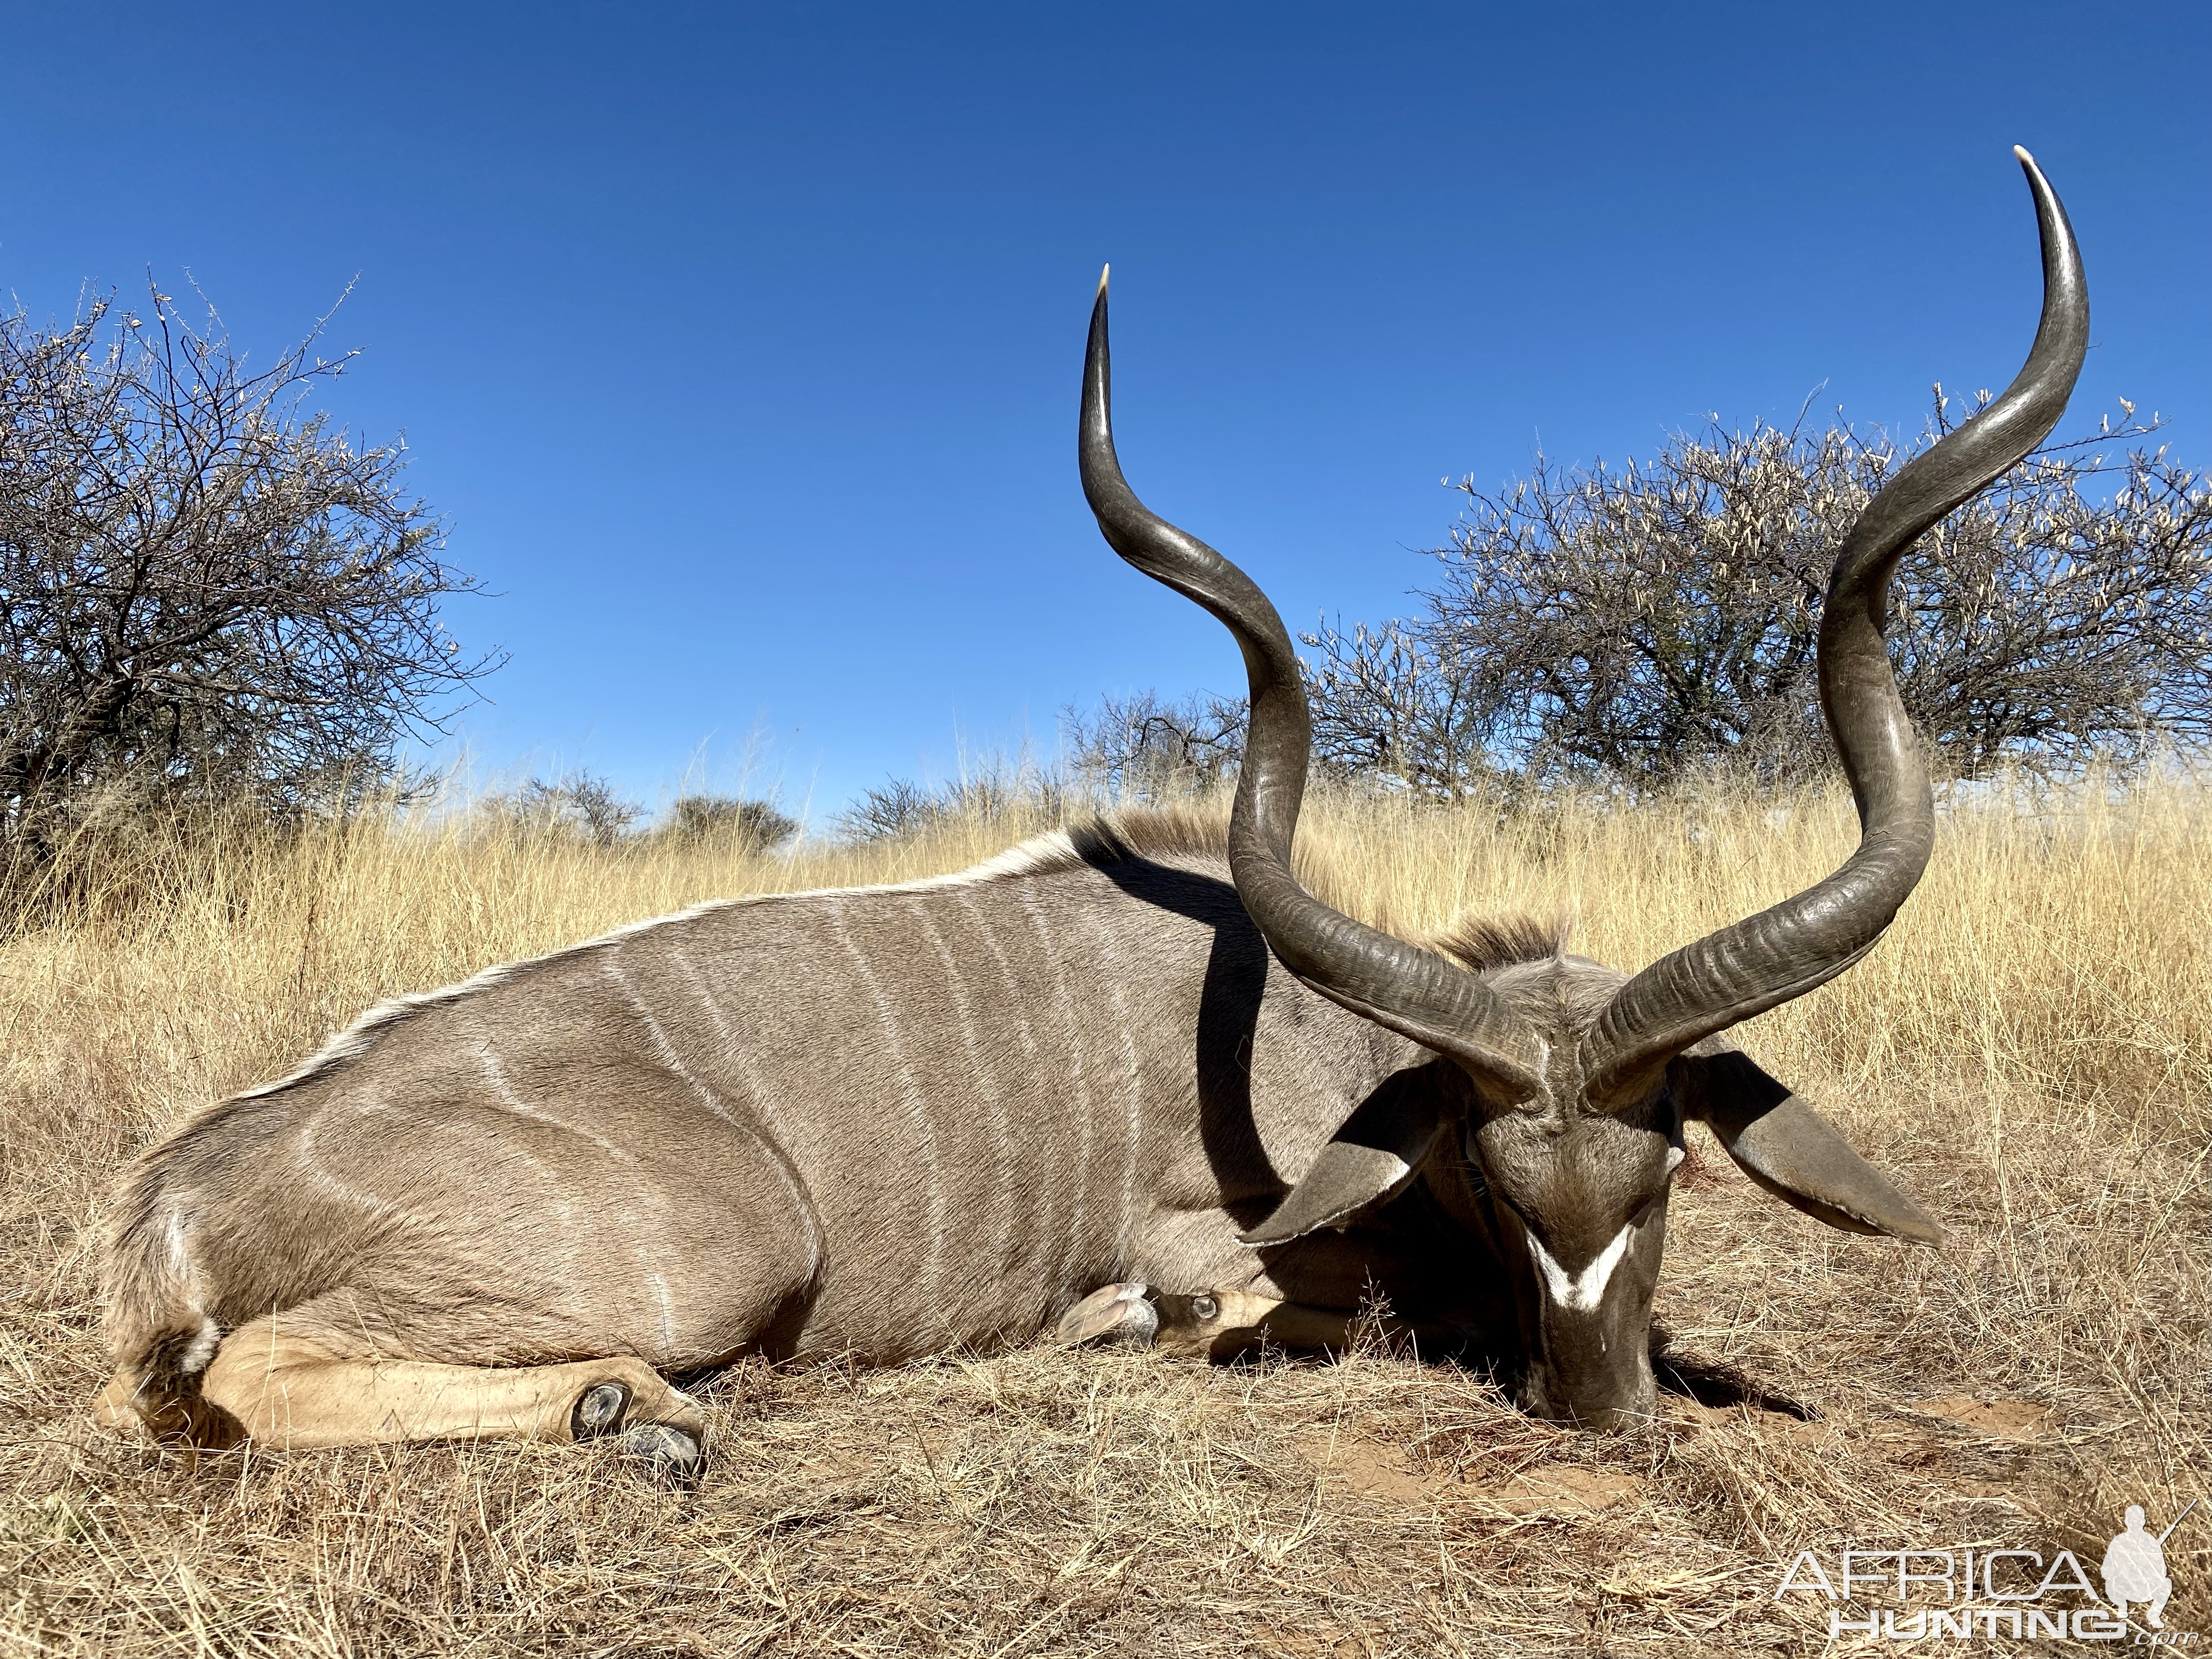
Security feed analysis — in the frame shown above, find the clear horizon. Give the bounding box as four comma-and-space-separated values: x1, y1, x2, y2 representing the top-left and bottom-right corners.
6, 2, 2206, 825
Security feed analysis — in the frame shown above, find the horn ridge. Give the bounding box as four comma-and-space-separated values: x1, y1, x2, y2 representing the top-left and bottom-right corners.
1579, 149, 2090, 1110
1079, 276, 1545, 1103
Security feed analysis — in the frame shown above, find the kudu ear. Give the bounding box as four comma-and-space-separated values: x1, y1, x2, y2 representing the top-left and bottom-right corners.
1239, 1073, 1442, 1248
1669, 1048, 1944, 1244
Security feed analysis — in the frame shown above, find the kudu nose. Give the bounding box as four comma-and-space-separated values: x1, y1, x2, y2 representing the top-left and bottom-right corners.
1519, 1362, 1657, 1433
1555, 1396, 1649, 1432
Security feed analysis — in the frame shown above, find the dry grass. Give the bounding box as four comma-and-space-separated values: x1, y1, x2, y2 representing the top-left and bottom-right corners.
2, 780, 2208, 1655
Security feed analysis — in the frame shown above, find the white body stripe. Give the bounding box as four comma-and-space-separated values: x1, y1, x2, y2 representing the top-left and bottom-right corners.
827, 906, 947, 1313
1526, 1223, 1634, 1312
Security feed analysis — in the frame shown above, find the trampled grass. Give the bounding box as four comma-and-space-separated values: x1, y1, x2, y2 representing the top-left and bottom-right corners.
1, 780, 2206, 1655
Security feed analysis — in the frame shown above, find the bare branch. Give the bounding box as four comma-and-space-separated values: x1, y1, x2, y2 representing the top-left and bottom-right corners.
0, 281, 501, 853
1302, 407, 2212, 790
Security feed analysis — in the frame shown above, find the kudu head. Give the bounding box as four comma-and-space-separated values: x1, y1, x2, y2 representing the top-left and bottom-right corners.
1079, 150, 2087, 1428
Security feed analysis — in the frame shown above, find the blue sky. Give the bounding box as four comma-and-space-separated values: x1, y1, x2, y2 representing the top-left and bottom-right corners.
4, 3, 2206, 823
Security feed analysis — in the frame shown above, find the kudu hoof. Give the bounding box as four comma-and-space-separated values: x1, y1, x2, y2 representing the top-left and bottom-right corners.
1057, 1282, 1159, 1348
618, 1421, 705, 1491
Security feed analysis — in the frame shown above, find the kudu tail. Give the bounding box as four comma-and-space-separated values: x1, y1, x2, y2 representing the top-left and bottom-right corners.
95, 1176, 232, 1446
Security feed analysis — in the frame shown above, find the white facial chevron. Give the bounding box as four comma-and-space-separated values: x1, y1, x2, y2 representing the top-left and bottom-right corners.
1526, 1223, 1635, 1312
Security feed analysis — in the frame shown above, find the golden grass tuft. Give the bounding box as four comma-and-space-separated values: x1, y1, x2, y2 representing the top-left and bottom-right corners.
2, 780, 2207, 1655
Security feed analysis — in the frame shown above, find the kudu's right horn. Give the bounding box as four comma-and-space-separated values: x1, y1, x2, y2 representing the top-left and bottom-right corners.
1079, 267, 1546, 1110
1579, 148, 2090, 1110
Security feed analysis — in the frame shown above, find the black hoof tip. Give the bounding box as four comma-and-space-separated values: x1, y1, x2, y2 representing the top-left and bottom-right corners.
571, 1380, 631, 1440
619, 1421, 704, 1491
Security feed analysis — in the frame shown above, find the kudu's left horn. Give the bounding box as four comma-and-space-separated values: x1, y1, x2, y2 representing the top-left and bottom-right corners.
1079, 267, 1545, 1106
1579, 148, 2090, 1110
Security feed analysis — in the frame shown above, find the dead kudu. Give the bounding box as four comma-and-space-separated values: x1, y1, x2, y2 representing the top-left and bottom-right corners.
97, 152, 2086, 1482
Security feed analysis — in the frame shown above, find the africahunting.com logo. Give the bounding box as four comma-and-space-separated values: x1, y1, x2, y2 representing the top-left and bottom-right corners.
1774, 1501, 2198, 1642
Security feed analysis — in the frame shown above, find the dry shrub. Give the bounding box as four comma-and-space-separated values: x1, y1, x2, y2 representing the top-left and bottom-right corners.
2, 780, 2207, 1655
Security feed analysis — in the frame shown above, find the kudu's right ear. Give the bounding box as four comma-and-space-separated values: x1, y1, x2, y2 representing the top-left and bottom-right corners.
1669, 1048, 1944, 1244
1239, 1071, 1442, 1248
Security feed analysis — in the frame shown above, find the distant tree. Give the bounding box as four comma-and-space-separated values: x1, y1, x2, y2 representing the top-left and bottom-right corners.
1301, 399, 2212, 789
834, 761, 1063, 843
1298, 619, 1499, 799
483, 772, 641, 848
662, 793, 798, 852
1060, 688, 1245, 802
0, 284, 495, 854
836, 776, 938, 843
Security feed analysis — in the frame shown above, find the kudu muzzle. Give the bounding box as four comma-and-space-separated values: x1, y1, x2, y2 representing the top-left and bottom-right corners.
1504, 1192, 1671, 1429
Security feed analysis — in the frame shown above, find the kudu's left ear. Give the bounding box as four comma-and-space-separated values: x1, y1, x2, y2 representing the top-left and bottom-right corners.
1669, 1048, 1944, 1243
1239, 1071, 1441, 1247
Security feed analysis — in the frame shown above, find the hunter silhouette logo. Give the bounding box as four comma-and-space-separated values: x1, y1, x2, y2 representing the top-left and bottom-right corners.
1774, 1498, 2200, 1641
2104, 1500, 2195, 1629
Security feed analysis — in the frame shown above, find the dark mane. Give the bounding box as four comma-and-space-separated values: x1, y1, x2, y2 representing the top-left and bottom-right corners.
1062, 808, 1560, 974
1066, 806, 1232, 871
1431, 912, 1572, 974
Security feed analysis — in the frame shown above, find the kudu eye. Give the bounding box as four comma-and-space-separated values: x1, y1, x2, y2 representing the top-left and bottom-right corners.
1189, 1295, 1219, 1322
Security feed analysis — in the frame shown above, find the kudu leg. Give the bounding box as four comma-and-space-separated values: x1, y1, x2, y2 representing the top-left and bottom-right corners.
1150, 1289, 1381, 1360
194, 1318, 706, 1479
1060, 1284, 1438, 1361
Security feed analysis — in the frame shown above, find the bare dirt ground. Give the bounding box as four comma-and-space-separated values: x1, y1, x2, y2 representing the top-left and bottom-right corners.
3, 785, 2206, 1655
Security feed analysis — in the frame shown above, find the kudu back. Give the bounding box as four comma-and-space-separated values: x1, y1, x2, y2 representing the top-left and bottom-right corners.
98, 151, 2085, 1476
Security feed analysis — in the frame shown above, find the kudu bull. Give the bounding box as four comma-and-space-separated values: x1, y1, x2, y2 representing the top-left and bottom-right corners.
98, 151, 2085, 1482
